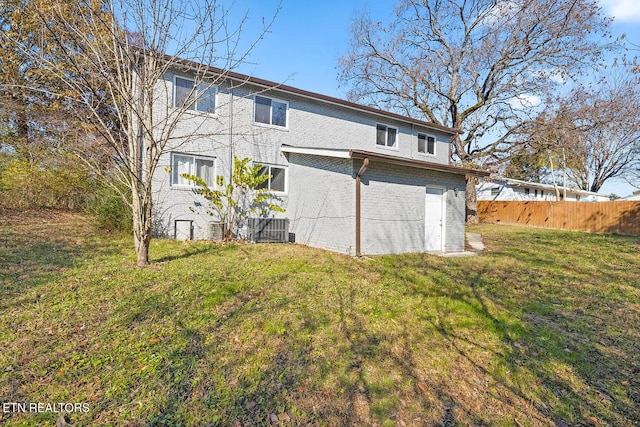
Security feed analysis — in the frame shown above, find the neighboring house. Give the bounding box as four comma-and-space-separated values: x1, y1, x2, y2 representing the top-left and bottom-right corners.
477, 176, 609, 202
622, 194, 640, 201
151, 58, 488, 255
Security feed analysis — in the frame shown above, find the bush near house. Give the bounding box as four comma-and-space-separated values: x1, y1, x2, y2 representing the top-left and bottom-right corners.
181, 156, 285, 241
0, 213, 638, 426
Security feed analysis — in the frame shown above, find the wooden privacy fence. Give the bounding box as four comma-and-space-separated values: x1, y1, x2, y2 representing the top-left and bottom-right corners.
478, 201, 640, 236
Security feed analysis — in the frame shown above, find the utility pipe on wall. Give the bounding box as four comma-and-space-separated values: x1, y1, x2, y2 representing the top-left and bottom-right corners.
355, 158, 369, 257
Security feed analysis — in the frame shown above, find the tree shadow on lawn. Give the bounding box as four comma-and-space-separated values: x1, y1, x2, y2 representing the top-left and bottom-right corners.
380, 253, 639, 425
152, 242, 231, 264
104, 269, 456, 426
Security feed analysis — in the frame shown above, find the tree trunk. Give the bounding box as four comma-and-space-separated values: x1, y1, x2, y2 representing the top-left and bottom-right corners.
465, 176, 479, 224
132, 183, 152, 267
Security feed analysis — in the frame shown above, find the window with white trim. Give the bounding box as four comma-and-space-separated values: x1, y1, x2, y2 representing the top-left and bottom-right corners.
256, 164, 286, 193
174, 77, 217, 113
171, 153, 215, 187
254, 96, 288, 127
490, 187, 500, 196
376, 124, 397, 148
418, 133, 435, 155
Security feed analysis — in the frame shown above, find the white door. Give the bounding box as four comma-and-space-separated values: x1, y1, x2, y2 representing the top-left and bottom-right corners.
425, 187, 444, 251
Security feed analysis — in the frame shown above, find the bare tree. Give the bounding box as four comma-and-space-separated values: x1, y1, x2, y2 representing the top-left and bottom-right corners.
517, 70, 640, 193
338, 0, 612, 221
2, 0, 279, 265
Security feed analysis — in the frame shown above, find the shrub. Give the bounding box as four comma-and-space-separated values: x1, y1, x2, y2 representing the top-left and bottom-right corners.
90, 180, 133, 233
181, 156, 285, 240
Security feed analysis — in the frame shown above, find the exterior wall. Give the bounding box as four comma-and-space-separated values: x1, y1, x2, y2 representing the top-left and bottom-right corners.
360, 161, 467, 254
151, 75, 291, 239
150, 68, 468, 254
285, 94, 452, 164
286, 153, 355, 254
157, 70, 454, 166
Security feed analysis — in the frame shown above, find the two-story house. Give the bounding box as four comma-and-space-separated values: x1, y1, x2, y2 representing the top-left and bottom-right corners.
151, 58, 488, 255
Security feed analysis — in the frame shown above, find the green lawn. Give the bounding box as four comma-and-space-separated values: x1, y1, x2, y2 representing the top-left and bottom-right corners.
1, 211, 638, 426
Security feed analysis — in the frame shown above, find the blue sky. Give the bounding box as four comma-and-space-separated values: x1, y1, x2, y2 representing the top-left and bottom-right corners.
232, 0, 640, 196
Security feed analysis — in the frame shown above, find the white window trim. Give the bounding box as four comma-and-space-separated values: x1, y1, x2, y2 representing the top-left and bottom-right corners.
417, 132, 437, 157
172, 75, 218, 116
253, 95, 289, 129
256, 163, 288, 194
376, 123, 399, 150
170, 152, 217, 189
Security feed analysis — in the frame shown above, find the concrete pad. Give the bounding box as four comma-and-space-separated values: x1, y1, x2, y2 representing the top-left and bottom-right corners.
439, 251, 479, 258
466, 232, 485, 252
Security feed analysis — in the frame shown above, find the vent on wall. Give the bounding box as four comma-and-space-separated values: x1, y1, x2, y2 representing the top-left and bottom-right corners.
208, 221, 225, 241
247, 218, 289, 243
175, 220, 193, 241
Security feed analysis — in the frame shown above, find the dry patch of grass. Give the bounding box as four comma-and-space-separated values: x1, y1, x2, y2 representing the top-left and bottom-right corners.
0, 214, 638, 426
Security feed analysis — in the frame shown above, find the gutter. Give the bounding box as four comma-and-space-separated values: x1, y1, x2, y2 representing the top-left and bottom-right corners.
355, 158, 369, 257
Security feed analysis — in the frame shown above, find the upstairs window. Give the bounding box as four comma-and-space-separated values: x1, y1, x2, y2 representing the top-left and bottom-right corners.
256, 164, 287, 193
376, 124, 397, 148
174, 77, 217, 113
171, 153, 215, 187
254, 96, 288, 127
418, 133, 435, 155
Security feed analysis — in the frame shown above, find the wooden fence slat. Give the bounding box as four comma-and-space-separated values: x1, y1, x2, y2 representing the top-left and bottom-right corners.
478, 201, 640, 236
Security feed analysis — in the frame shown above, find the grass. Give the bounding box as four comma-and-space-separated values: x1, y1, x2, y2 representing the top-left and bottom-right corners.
0, 210, 639, 426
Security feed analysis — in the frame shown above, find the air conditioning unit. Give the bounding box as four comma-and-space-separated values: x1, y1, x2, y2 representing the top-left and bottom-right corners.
247, 218, 289, 243
208, 221, 225, 241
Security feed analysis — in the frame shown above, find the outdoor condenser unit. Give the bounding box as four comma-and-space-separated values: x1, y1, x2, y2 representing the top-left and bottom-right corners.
247, 218, 290, 243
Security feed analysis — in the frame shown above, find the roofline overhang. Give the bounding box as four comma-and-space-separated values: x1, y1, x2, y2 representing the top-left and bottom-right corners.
156, 52, 460, 136
281, 145, 489, 177
349, 150, 489, 177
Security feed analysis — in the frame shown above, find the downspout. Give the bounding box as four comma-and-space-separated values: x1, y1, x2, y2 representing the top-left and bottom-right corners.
228, 88, 234, 184
226, 87, 234, 240
355, 158, 369, 257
